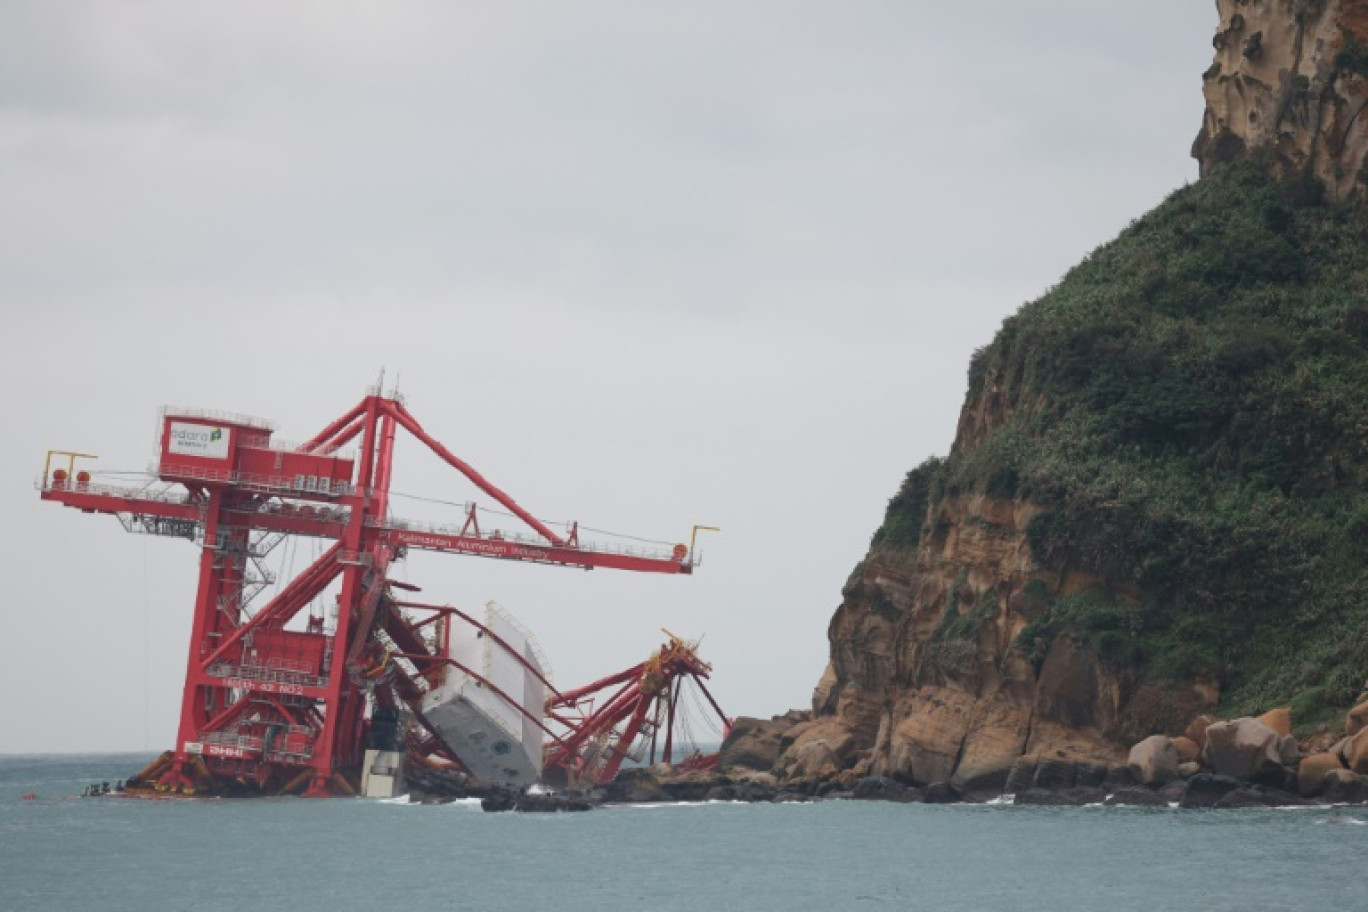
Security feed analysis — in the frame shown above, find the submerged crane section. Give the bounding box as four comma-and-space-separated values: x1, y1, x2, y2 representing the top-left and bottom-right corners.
40, 388, 722, 797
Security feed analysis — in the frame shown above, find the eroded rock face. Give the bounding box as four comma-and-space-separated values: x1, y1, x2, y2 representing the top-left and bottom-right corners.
1193, 0, 1368, 202
789, 357, 1206, 789
718, 716, 791, 773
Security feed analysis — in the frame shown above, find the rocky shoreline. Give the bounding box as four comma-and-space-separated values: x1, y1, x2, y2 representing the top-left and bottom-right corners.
406, 699, 1368, 813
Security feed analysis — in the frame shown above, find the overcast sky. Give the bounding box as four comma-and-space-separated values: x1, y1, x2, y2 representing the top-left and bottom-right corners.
2, 2, 1216, 753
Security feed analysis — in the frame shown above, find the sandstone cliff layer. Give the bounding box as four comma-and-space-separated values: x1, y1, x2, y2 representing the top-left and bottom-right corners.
1194, 0, 1368, 201
795, 399, 1213, 796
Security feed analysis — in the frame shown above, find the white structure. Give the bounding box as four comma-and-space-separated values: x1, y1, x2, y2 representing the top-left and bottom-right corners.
418, 602, 549, 786
360, 748, 404, 799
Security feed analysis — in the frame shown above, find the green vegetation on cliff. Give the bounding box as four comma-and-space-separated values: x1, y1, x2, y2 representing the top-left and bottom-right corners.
876, 162, 1368, 723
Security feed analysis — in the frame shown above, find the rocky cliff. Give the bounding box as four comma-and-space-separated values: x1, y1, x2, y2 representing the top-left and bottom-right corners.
771, 1, 1368, 797
1194, 0, 1368, 202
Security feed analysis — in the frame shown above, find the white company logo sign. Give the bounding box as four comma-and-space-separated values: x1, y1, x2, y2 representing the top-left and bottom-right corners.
168, 421, 231, 460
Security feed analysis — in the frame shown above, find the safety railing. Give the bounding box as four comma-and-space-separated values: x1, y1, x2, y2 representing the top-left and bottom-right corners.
370, 515, 682, 563
206, 661, 331, 690
36, 476, 201, 505
154, 464, 356, 498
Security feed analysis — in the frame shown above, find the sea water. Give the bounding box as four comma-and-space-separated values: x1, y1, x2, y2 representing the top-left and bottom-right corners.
3, 753, 1366, 912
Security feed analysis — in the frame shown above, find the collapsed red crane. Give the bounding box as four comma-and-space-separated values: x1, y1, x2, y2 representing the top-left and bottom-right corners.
544, 633, 730, 785
40, 389, 712, 796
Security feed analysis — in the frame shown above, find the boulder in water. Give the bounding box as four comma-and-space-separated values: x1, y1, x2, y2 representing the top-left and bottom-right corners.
1127, 735, 1180, 786
1322, 769, 1368, 805
1171, 736, 1201, 764
1202, 717, 1285, 782
851, 776, 921, 803
1297, 752, 1345, 798
719, 716, 791, 773
1179, 774, 1243, 808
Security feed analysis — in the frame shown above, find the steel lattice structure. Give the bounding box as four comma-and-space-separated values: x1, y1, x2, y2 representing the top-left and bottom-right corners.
41, 389, 711, 796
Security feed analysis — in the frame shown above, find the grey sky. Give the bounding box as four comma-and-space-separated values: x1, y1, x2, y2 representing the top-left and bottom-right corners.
3, 2, 1216, 752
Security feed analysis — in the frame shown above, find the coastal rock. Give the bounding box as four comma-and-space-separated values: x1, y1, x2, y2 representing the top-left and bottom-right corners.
658, 771, 726, 803
1157, 779, 1190, 804
1184, 715, 1217, 748
1258, 707, 1292, 738
1013, 788, 1073, 806
718, 716, 791, 773
1104, 788, 1171, 807
1127, 735, 1180, 786
1345, 700, 1368, 738
921, 781, 961, 804
1298, 752, 1346, 798
1212, 786, 1303, 809
1279, 734, 1301, 766
1104, 764, 1137, 789
1345, 729, 1368, 774
738, 781, 779, 802
947, 701, 1031, 795
774, 717, 858, 781
816, 486, 1147, 796
1032, 757, 1078, 791
594, 772, 672, 804
480, 791, 517, 812
1179, 774, 1244, 809
1004, 757, 1037, 794
727, 769, 779, 788
773, 791, 812, 803
1172, 736, 1201, 765
851, 776, 921, 803
1193, 0, 1368, 202
1075, 762, 1108, 788
1202, 717, 1286, 782
1322, 769, 1368, 804
876, 688, 975, 785
515, 792, 593, 813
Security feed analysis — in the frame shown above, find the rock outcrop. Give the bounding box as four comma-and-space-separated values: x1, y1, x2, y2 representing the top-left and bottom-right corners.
766, 2, 1368, 797
1203, 717, 1294, 783
799, 487, 1145, 790
1193, 0, 1368, 202
1128, 735, 1181, 786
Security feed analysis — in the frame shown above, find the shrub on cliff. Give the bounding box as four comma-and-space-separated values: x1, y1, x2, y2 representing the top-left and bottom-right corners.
872, 161, 1368, 715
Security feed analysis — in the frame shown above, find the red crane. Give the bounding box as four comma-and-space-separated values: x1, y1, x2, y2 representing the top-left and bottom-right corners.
40, 388, 715, 796
544, 632, 730, 785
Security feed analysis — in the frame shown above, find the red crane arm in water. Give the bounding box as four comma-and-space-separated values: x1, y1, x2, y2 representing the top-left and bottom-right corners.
541, 634, 731, 786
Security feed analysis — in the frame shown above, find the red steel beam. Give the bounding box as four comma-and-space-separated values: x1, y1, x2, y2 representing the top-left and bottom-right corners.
382, 399, 565, 546
200, 543, 343, 670
299, 399, 367, 454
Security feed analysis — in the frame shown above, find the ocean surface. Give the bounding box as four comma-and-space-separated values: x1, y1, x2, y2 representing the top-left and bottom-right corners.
3, 753, 1366, 912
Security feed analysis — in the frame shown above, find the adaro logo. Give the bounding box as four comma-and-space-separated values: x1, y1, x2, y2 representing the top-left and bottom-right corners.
168, 421, 231, 459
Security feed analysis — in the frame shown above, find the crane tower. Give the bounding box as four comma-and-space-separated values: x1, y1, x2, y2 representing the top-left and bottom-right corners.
40, 387, 705, 796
